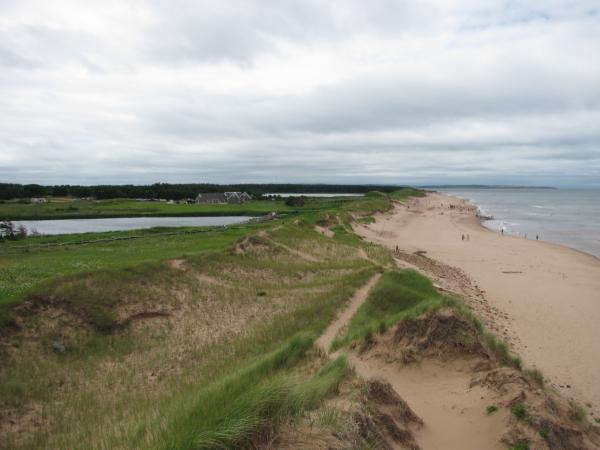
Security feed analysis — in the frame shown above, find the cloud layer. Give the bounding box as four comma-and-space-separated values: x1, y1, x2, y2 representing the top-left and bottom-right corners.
1, 0, 599, 186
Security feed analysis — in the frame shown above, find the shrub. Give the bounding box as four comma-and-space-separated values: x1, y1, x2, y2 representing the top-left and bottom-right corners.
486, 405, 498, 415
511, 402, 527, 419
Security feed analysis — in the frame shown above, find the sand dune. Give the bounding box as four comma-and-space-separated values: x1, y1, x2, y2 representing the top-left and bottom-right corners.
355, 192, 600, 419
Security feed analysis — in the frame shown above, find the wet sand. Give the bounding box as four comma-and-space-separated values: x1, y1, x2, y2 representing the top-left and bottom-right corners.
355, 192, 600, 418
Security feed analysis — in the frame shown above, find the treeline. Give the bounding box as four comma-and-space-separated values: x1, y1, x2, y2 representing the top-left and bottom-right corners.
0, 183, 406, 200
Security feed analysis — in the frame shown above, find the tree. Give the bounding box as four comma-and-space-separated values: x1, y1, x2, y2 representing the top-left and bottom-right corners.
285, 196, 305, 207
0, 220, 16, 239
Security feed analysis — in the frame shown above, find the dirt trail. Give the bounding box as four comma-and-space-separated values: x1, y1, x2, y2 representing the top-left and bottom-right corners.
315, 273, 381, 353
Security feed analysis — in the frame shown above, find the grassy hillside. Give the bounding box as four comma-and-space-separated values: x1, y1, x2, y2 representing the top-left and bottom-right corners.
0, 190, 415, 449
0, 189, 404, 323
0, 225, 266, 326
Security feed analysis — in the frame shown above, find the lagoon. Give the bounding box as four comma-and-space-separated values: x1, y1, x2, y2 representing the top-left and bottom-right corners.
14, 216, 251, 235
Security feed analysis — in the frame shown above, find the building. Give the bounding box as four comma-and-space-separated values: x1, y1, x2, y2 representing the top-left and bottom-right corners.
194, 192, 251, 205
224, 192, 251, 204
30, 197, 47, 203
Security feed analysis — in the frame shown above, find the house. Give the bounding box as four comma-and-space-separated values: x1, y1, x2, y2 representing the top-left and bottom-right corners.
30, 197, 47, 203
194, 192, 251, 205
195, 193, 227, 204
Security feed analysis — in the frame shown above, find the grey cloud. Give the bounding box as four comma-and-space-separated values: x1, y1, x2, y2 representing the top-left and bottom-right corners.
0, 0, 599, 187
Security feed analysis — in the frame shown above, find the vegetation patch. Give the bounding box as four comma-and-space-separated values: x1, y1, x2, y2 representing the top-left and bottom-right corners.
486, 405, 498, 415
512, 402, 528, 419
332, 269, 451, 350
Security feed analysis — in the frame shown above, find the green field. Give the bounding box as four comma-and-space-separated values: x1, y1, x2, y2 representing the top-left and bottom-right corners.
0, 225, 268, 323
0, 196, 362, 220
0, 190, 404, 320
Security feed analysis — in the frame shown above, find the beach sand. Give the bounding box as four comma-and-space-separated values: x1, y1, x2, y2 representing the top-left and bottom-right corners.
355, 192, 600, 418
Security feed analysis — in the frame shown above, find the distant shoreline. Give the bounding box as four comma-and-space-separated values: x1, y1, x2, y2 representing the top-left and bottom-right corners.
442, 189, 600, 261
452, 193, 600, 265
422, 185, 556, 189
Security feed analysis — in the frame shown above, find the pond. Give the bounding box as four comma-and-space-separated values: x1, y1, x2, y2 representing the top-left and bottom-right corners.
13, 216, 251, 235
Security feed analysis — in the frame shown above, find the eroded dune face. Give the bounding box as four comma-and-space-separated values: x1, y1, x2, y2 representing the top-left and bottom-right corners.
353, 308, 600, 450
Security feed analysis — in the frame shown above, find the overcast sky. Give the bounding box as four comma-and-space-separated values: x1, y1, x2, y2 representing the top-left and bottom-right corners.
1, 0, 599, 187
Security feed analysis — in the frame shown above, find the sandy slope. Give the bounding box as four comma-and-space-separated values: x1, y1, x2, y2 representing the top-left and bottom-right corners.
355, 192, 600, 418
317, 273, 507, 450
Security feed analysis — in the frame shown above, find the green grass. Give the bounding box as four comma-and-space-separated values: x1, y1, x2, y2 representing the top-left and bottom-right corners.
511, 402, 527, 419
0, 188, 430, 449
0, 198, 284, 219
486, 405, 498, 415
0, 224, 266, 327
0, 216, 378, 449
510, 441, 529, 450
331, 269, 451, 350
0, 197, 361, 220
158, 337, 349, 450
390, 187, 426, 201
569, 400, 586, 422
330, 268, 523, 371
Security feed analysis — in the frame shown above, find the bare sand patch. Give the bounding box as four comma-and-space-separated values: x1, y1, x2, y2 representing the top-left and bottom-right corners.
314, 225, 334, 238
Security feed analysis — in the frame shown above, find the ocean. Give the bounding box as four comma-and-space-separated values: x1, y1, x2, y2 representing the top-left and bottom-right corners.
438, 188, 600, 259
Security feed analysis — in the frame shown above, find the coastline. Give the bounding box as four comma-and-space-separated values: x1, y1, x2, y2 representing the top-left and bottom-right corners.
442, 189, 600, 261
355, 191, 600, 419
466, 196, 600, 266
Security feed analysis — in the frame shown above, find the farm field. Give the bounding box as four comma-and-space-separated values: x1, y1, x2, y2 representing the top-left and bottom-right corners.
0, 197, 359, 220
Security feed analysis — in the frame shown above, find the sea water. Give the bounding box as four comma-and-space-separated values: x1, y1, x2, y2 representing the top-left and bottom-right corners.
438, 188, 600, 259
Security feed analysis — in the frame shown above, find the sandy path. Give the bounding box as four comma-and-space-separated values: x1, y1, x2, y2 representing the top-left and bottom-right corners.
355, 192, 600, 417
315, 273, 381, 352
316, 272, 505, 449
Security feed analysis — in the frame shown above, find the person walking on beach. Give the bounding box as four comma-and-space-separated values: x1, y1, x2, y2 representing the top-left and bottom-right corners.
536, 234, 539, 241
462, 234, 465, 241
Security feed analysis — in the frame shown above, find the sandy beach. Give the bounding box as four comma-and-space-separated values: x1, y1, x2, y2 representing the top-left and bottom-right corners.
355, 192, 600, 418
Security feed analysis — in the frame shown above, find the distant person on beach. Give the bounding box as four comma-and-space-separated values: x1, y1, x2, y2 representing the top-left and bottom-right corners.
536, 234, 539, 241
462, 234, 465, 241
395, 245, 399, 254
501, 229, 504, 235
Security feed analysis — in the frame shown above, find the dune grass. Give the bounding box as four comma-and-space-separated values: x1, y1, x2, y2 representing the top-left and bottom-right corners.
331, 268, 523, 370
158, 337, 349, 450
0, 224, 267, 328
0, 219, 376, 449
0, 190, 429, 449
390, 187, 426, 201
332, 269, 451, 350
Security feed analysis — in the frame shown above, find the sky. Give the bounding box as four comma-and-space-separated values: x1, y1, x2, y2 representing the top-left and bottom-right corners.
1, 0, 599, 187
